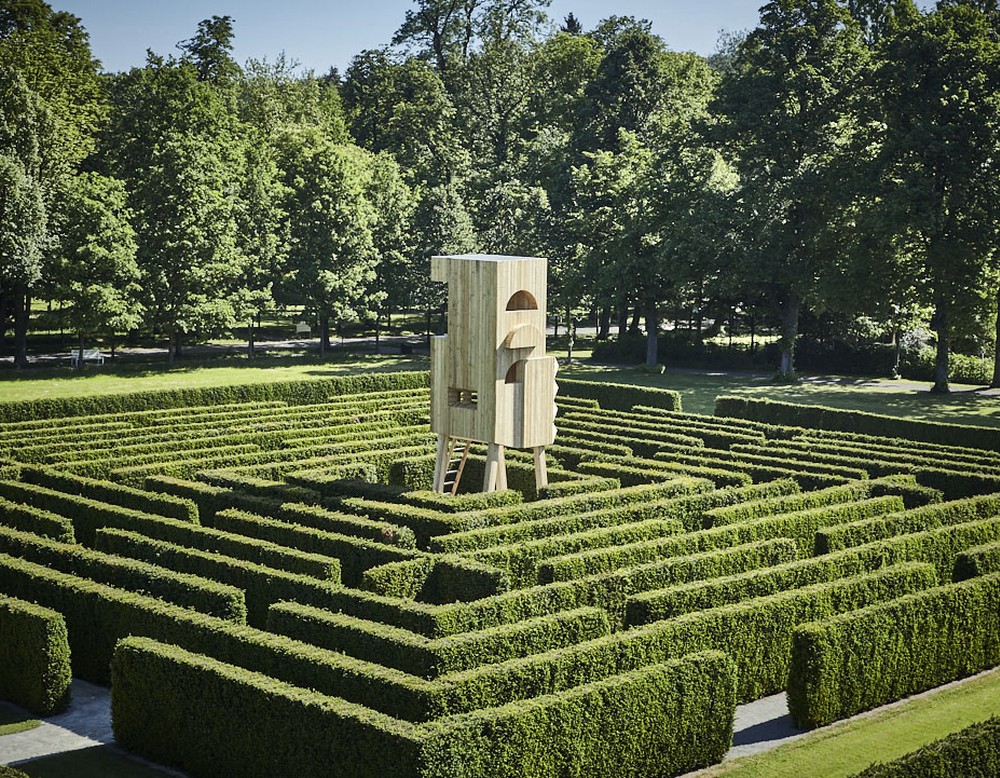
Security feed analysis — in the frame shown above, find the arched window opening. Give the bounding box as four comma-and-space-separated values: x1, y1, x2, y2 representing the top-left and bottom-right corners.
505, 361, 525, 384
506, 290, 538, 311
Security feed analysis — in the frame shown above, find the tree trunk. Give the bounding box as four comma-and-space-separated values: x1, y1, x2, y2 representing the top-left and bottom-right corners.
931, 302, 950, 393
566, 304, 574, 363
13, 284, 29, 369
0, 286, 8, 357
776, 290, 800, 379
644, 298, 659, 367
320, 315, 330, 355
247, 318, 255, 359
167, 329, 176, 368
597, 307, 610, 340
992, 287, 1000, 388
630, 305, 641, 333
77, 330, 85, 371
616, 304, 627, 340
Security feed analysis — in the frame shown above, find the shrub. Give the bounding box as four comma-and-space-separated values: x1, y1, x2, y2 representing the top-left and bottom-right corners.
914, 467, 1000, 500
558, 378, 682, 412
0, 496, 75, 543
0, 526, 247, 624
788, 573, 1000, 728
111, 637, 423, 778
953, 542, 1000, 581
266, 602, 611, 678
850, 716, 1000, 778
0, 594, 71, 715
580, 458, 753, 489
419, 651, 736, 778
0, 371, 430, 423
703, 482, 873, 528
715, 395, 1000, 450
93, 528, 345, 627
814, 493, 1000, 555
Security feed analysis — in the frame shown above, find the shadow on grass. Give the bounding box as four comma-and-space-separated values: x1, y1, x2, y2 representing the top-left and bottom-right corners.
0, 704, 41, 737
14, 745, 178, 778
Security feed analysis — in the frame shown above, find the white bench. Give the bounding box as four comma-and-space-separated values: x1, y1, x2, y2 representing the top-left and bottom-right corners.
295, 321, 312, 336
70, 348, 104, 367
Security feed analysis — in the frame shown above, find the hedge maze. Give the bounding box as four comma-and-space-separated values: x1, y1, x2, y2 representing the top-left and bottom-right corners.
2, 372, 1000, 776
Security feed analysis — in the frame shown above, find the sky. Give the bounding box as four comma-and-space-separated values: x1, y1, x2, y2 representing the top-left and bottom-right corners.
55, 0, 764, 76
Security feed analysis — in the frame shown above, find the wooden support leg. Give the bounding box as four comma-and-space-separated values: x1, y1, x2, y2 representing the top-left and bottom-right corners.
433, 434, 451, 493
483, 443, 501, 492
533, 446, 548, 491
497, 445, 507, 491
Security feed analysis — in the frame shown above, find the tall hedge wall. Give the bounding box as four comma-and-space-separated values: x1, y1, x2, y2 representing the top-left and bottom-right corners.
850, 716, 1000, 778
787, 572, 1000, 728
0, 594, 72, 715
558, 378, 682, 413
715, 395, 1000, 450
0, 371, 429, 423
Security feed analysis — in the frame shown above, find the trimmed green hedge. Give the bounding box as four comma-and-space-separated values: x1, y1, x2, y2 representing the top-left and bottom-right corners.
111, 637, 423, 778
850, 716, 1000, 778
558, 378, 682, 412
0, 526, 246, 623
715, 395, 1000, 450
267, 602, 611, 678
211, 508, 419, 587
914, 467, 1000, 500
20, 465, 199, 522
788, 573, 1000, 728
563, 407, 767, 450
0, 371, 430, 423
0, 496, 75, 543
0, 594, 71, 715
814, 493, 1000, 555
431, 563, 937, 710
954, 542, 1000, 581
580, 458, 754, 489
419, 651, 736, 778
703, 482, 873, 528
540, 495, 904, 583
92, 528, 347, 628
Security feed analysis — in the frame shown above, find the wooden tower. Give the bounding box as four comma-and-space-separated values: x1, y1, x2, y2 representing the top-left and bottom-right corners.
430, 254, 558, 494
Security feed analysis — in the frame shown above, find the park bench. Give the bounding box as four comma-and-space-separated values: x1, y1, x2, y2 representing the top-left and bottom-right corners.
70, 348, 105, 367
294, 321, 311, 336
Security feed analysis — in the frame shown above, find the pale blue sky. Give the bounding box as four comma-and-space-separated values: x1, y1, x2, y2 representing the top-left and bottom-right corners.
55, 0, 764, 75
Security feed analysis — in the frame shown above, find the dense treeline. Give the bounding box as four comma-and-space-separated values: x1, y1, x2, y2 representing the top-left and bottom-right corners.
0, 0, 998, 391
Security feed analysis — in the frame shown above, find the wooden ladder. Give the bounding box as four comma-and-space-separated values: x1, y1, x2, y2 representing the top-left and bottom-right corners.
443, 439, 472, 495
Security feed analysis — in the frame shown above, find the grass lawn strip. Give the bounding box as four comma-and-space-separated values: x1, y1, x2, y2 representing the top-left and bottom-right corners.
686, 665, 1000, 778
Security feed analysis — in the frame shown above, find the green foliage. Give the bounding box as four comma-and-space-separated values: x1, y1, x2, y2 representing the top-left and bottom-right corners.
111, 637, 423, 778
0, 593, 71, 715
0, 495, 74, 542
716, 395, 1000, 450
850, 716, 1000, 778
267, 602, 610, 678
954, 542, 1000, 582
0, 525, 247, 623
788, 573, 1000, 728
558, 378, 682, 412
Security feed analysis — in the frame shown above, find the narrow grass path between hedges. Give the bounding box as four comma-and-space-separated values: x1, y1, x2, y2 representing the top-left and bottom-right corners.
686, 665, 1000, 778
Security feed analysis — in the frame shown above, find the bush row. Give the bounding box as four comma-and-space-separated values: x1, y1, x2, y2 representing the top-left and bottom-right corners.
793, 427, 1000, 463
0, 371, 430, 423
557, 378, 682, 413
703, 482, 875, 528
266, 602, 611, 678
653, 446, 871, 484
580, 458, 754, 489
93, 528, 345, 627
0, 593, 71, 715
430, 563, 937, 711
539, 495, 905, 583
362, 556, 511, 604
0, 525, 246, 623
556, 419, 704, 459
112, 636, 735, 778
0, 496, 75, 543
788, 572, 1000, 728
814, 493, 1000, 555
914, 467, 1000, 500
431, 480, 798, 554
850, 716, 1000, 778
562, 408, 767, 450
536, 475, 621, 500
954, 541, 1000, 581
20, 465, 199, 522
715, 395, 1000, 450
210, 508, 419, 587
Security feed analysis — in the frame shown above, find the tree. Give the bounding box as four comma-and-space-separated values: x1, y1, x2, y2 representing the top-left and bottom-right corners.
0, 0, 105, 366
50, 172, 141, 363
104, 53, 246, 363
272, 126, 378, 353
864, 2, 1000, 391
177, 14, 240, 84
714, 0, 868, 379
561, 12, 583, 34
